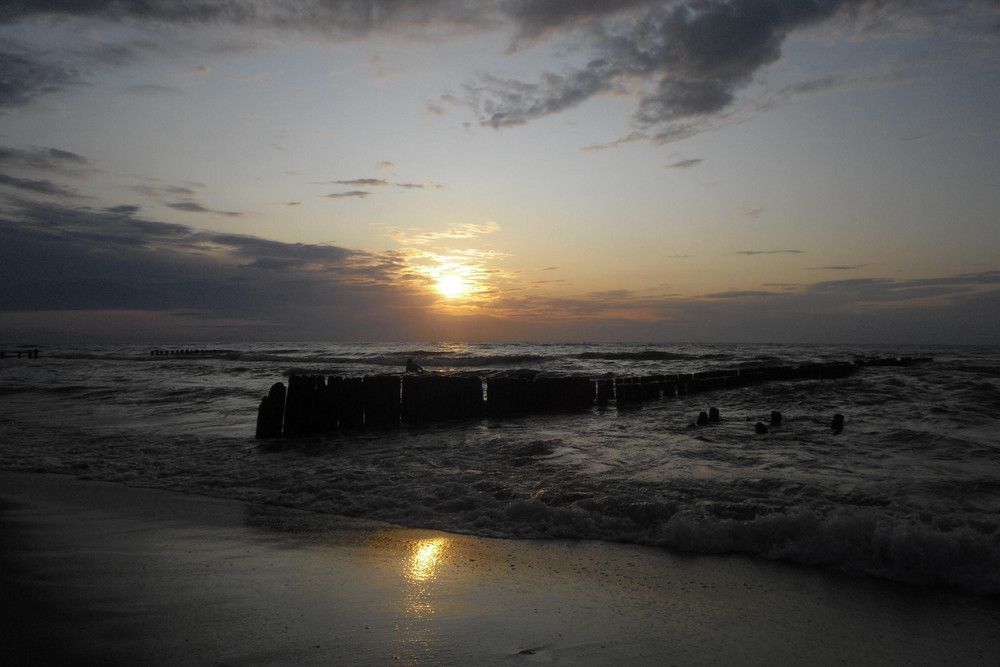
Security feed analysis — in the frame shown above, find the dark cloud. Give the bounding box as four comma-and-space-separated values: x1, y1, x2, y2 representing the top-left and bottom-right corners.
0, 173, 79, 198
469, 1, 997, 140
0, 48, 80, 110
0, 145, 90, 197
469, 0, 847, 130
3, 1, 995, 137
808, 264, 867, 271
0, 1, 492, 35
666, 158, 702, 170
106, 204, 141, 215
2, 196, 998, 343
132, 184, 200, 198
703, 290, 785, 299
0, 145, 88, 170
167, 201, 241, 217
473, 67, 618, 129
0, 197, 427, 340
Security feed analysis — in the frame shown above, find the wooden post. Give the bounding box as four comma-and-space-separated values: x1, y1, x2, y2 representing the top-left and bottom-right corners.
339, 377, 365, 428
255, 381, 286, 439
364, 375, 401, 426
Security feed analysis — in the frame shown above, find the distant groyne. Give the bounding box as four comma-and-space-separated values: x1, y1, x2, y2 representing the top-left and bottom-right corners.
0, 349, 39, 359
255, 356, 930, 438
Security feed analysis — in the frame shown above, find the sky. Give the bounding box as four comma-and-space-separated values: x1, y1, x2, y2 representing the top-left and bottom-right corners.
1, 0, 999, 344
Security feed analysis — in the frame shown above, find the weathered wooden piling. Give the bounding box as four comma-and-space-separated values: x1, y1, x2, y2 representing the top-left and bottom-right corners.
282, 374, 331, 436
256, 355, 924, 438
255, 382, 286, 438
661, 377, 677, 398
641, 375, 663, 400
596, 378, 614, 406
615, 379, 644, 408
402, 375, 483, 424
339, 377, 365, 428
364, 374, 401, 426
485, 376, 527, 417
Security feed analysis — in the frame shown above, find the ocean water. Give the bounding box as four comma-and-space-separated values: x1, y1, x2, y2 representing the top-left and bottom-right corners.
1, 342, 998, 595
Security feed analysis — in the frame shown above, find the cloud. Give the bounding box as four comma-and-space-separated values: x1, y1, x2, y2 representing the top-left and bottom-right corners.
2, 195, 998, 343
0, 1, 495, 36
0, 197, 433, 340
323, 190, 373, 199
0, 173, 80, 198
476, 269, 1000, 343
734, 249, 803, 256
0, 48, 80, 111
166, 201, 241, 217
333, 178, 390, 187
736, 206, 765, 219
808, 264, 867, 271
3, 1, 996, 139
0, 146, 88, 168
666, 158, 702, 170
703, 290, 786, 300
120, 83, 178, 96
132, 184, 200, 198
467, 1, 999, 141
177, 64, 210, 78
0, 145, 93, 197
388, 220, 501, 245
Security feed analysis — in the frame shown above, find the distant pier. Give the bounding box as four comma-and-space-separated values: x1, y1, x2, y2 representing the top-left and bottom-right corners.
255, 355, 931, 438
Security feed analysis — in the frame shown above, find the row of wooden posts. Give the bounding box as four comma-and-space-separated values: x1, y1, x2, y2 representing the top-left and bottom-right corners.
0, 349, 40, 359
255, 356, 930, 438
150, 349, 225, 356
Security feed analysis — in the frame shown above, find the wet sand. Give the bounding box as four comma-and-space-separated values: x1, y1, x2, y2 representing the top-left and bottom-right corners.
2, 470, 998, 666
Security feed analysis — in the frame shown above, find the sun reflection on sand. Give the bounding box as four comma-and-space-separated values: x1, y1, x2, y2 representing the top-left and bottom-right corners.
403, 537, 450, 622
408, 538, 447, 583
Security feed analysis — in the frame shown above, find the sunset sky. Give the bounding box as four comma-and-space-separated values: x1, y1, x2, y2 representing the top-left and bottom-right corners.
2, 1, 999, 343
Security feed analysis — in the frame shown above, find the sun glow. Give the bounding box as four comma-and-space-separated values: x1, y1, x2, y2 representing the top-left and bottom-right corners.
436, 273, 468, 299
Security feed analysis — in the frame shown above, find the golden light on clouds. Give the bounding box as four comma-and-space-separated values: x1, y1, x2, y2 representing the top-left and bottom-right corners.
382, 219, 514, 311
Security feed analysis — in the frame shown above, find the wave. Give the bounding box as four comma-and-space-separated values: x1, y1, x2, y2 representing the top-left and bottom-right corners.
574, 350, 696, 361
481, 495, 1000, 595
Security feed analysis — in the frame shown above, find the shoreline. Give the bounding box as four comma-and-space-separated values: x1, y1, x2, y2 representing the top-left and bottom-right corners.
2, 471, 999, 665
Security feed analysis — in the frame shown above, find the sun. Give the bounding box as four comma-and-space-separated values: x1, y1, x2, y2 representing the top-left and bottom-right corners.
436, 273, 467, 299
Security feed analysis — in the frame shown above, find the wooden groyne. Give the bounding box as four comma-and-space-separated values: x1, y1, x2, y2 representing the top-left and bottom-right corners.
0, 349, 39, 359
255, 356, 931, 438
150, 348, 228, 356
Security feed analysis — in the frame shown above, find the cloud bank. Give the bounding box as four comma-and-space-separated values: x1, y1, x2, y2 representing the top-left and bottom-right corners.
3, 1, 996, 138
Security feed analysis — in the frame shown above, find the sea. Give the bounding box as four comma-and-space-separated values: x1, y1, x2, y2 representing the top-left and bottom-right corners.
1, 342, 998, 595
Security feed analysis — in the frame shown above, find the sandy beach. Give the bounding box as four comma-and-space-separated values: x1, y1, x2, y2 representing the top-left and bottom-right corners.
1, 471, 998, 666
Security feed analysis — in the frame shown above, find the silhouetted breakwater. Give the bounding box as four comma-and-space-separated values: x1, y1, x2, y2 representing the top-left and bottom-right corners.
150, 348, 230, 356
255, 356, 930, 438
